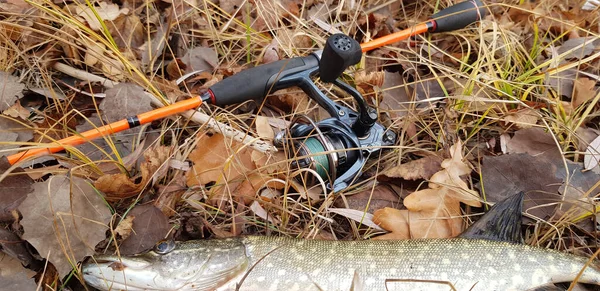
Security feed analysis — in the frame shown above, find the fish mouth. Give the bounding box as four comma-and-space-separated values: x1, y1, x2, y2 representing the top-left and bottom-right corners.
82, 256, 161, 290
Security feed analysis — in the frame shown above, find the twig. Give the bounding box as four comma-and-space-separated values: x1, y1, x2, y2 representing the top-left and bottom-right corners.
51, 62, 276, 153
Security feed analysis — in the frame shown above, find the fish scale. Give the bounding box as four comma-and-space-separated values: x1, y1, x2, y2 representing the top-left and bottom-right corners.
83, 236, 600, 291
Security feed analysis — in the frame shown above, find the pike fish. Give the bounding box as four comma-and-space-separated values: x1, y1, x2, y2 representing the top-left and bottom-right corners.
82, 193, 600, 291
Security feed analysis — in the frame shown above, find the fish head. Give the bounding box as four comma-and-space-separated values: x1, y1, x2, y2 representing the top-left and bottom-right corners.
82, 238, 249, 290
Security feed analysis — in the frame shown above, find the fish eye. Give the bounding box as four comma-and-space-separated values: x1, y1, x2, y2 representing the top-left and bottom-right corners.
153, 240, 176, 254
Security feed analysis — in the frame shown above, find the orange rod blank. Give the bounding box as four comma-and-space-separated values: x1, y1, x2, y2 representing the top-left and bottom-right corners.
360, 22, 433, 52
7, 96, 203, 165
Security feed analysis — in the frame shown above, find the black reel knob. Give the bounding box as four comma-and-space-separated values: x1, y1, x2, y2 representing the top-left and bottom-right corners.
319, 34, 362, 83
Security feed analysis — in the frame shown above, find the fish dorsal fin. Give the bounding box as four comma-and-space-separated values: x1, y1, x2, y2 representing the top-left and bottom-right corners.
460, 192, 524, 243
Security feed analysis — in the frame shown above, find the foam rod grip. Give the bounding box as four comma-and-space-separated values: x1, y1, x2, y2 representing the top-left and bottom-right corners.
430, 0, 486, 33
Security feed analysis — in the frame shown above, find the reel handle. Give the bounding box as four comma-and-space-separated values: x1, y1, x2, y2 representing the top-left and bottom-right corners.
319, 34, 362, 83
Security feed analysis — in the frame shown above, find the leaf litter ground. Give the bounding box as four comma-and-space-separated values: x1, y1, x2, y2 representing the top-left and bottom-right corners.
1, 0, 600, 289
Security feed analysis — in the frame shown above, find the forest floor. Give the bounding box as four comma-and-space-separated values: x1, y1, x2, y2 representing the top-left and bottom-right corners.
1, 0, 600, 289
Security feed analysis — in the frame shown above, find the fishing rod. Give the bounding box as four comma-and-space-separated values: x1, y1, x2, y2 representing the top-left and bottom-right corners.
6, 0, 486, 191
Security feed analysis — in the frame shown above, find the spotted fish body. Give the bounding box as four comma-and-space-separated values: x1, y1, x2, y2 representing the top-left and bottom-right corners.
82, 236, 600, 291
82, 193, 600, 290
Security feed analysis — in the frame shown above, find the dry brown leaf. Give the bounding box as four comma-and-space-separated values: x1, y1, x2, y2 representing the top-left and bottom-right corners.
107, 13, 145, 49
2, 101, 28, 120
0, 116, 33, 155
95, 146, 171, 199
82, 39, 105, 67
372, 207, 409, 239
0, 0, 31, 13
19, 175, 112, 277
506, 127, 562, 161
504, 108, 539, 129
154, 177, 187, 217
251, 150, 287, 175
480, 153, 562, 220
0, 254, 38, 290
354, 71, 384, 96
384, 155, 442, 180
334, 184, 401, 213
545, 68, 577, 98
0, 71, 24, 112
255, 116, 274, 140
270, 88, 312, 113
75, 2, 129, 31
114, 215, 135, 240
572, 77, 598, 108
0, 157, 34, 218
374, 141, 479, 239
181, 46, 219, 74
377, 71, 412, 119
186, 133, 256, 187
118, 204, 169, 255
262, 38, 280, 64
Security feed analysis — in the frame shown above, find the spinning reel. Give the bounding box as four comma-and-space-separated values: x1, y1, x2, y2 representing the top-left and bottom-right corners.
273, 34, 397, 192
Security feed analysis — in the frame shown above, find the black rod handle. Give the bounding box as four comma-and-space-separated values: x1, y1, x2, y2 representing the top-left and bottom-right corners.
430, 0, 486, 33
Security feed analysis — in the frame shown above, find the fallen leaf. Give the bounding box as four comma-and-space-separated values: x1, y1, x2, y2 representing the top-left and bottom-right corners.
249, 200, 279, 224
412, 79, 445, 100
575, 127, 599, 153
114, 215, 135, 240
556, 37, 600, 61
19, 175, 112, 277
0, 254, 38, 290
504, 108, 539, 129
100, 83, 154, 124
186, 134, 255, 187
269, 87, 312, 113
0, 229, 36, 268
76, 2, 129, 31
328, 208, 384, 230
82, 39, 105, 66
154, 177, 187, 217
0, 157, 34, 218
572, 77, 599, 108
251, 150, 287, 175
118, 204, 169, 255
0, 71, 24, 112
219, 0, 244, 15
584, 135, 600, 170
0, 116, 33, 155
255, 116, 274, 140
95, 146, 171, 200
2, 102, 29, 119
384, 155, 443, 180
377, 71, 412, 119
506, 127, 563, 161
333, 184, 402, 213
181, 46, 219, 74
372, 207, 410, 239
262, 38, 279, 64
0, 0, 31, 13
479, 153, 562, 220
545, 68, 577, 98
354, 71, 384, 95
107, 13, 145, 49
374, 141, 478, 239
555, 161, 600, 217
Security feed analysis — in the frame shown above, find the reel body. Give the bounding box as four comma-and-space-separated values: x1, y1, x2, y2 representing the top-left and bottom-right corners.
273, 34, 397, 192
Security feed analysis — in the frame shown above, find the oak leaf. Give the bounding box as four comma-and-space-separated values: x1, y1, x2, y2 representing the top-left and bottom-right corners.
95, 146, 171, 199
374, 141, 479, 239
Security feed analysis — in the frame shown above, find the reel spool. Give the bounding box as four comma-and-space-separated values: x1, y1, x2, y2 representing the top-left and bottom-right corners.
276, 116, 363, 191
